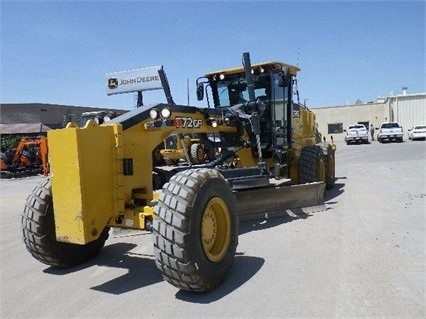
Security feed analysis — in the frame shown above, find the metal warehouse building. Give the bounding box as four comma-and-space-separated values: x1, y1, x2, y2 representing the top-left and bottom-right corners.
313, 92, 426, 142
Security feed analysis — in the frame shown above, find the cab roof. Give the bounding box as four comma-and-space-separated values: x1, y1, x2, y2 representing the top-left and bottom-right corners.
204, 61, 301, 77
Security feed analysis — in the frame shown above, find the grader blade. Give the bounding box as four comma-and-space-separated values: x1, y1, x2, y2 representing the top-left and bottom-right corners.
235, 182, 326, 221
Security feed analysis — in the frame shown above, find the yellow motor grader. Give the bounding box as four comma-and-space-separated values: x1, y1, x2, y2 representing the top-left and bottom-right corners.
21, 52, 335, 292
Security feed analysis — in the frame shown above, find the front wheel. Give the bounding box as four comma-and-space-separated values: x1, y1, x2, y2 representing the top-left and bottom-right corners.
299, 145, 326, 185
317, 143, 335, 189
21, 179, 110, 268
153, 168, 238, 292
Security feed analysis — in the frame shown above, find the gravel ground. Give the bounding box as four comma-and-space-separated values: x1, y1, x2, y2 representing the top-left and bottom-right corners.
1, 139, 425, 318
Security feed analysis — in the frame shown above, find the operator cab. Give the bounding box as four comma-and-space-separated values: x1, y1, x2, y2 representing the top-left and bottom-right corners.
197, 61, 300, 157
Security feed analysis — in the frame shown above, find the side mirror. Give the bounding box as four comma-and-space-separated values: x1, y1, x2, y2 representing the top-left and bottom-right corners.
196, 82, 204, 101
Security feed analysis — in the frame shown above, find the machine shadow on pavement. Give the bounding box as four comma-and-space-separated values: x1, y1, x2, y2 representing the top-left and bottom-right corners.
324, 179, 346, 203
238, 211, 310, 236
44, 242, 264, 299
44, 242, 164, 295
175, 254, 265, 303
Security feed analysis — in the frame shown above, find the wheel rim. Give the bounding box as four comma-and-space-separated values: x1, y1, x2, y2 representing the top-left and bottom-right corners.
197, 147, 204, 161
201, 197, 231, 262
328, 155, 335, 180
317, 157, 326, 183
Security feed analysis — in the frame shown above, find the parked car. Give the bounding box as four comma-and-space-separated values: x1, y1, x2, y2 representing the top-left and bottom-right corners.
377, 122, 403, 143
344, 124, 369, 144
408, 125, 426, 140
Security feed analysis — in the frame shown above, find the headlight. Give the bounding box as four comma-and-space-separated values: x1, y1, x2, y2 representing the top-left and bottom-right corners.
149, 109, 158, 119
103, 115, 111, 123
161, 108, 171, 118
211, 120, 218, 128
219, 73, 225, 80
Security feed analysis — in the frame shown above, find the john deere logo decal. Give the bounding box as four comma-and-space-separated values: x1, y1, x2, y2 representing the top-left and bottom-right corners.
108, 78, 118, 89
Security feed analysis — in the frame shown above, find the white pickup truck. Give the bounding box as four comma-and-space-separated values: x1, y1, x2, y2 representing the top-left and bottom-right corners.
377, 122, 403, 143
344, 124, 369, 144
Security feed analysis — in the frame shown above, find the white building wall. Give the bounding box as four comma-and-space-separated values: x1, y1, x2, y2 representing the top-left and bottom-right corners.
389, 93, 426, 136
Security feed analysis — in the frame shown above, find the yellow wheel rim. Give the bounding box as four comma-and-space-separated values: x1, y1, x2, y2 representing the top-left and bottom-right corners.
201, 197, 231, 262
317, 157, 326, 183
197, 147, 205, 161
328, 155, 335, 180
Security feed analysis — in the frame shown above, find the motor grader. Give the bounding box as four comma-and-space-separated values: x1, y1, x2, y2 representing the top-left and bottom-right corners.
21, 52, 335, 292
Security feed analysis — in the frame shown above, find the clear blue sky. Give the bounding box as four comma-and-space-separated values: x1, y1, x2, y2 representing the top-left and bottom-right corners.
1, 0, 425, 110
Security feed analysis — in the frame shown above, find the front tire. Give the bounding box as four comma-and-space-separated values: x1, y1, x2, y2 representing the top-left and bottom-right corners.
299, 145, 326, 185
21, 179, 110, 268
153, 168, 238, 291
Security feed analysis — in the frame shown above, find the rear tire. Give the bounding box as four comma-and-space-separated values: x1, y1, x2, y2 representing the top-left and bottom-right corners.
153, 168, 238, 291
190, 143, 205, 164
299, 145, 326, 185
21, 179, 110, 268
